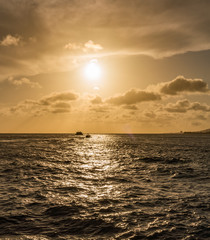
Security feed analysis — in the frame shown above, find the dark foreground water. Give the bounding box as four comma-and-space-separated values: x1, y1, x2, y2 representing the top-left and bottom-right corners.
0, 134, 209, 240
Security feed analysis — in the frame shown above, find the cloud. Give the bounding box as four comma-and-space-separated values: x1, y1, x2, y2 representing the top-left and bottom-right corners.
159, 76, 209, 95
0, 35, 20, 46
123, 105, 138, 110
42, 0, 210, 58
190, 102, 210, 112
165, 99, 210, 113
0, 0, 210, 81
50, 101, 71, 114
106, 88, 161, 105
165, 99, 190, 113
64, 43, 81, 51
0, 1, 210, 61
90, 95, 103, 104
89, 106, 109, 113
8, 77, 41, 88
83, 40, 103, 52
102, 76, 209, 109
194, 115, 207, 121
10, 99, 38, 115
64, 40, 103, 53
144, 111, 156, 118
40, 91, 78, 105
9, 91, 79, 115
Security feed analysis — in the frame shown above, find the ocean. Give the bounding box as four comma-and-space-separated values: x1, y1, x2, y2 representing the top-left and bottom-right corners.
0, 133, 209, 240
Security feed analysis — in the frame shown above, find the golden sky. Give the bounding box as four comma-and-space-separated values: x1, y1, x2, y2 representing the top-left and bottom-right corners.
0, 0, 210, 133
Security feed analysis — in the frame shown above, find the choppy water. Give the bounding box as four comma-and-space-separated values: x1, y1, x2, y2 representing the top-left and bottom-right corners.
0, 134, 209, 240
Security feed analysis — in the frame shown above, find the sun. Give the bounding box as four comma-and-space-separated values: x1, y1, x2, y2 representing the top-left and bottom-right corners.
84, 59, 102, 81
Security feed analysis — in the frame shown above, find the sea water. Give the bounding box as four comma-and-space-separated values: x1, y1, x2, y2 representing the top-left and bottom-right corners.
0, 134, 209, 239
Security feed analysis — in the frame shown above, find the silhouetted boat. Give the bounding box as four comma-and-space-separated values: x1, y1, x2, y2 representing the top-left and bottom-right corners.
86, 134, 91, 138
75, 131, 83, 136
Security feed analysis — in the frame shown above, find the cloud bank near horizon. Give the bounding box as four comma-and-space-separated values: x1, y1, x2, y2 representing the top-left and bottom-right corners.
2, 75, 209, 117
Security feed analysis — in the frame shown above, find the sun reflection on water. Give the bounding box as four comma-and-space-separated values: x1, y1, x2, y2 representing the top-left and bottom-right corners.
73, 135, 122, 202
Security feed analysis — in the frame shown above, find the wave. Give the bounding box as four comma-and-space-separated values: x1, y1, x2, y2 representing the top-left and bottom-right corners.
138, 156, 185, 164
0, 134, 209, 239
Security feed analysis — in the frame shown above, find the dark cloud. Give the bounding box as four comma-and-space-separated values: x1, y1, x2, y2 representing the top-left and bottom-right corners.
0, 1, 44, 38
40, 92, 78, 105
52, 102, 71, 108
51, 102, 71, 114
106, 89, 161, 105
165, 99, 190, 113
165, 99, 210, 113
160, 76, 209, 95
190, 102, 210, 112
9, 91, 78, 115
0, 1, 50, 79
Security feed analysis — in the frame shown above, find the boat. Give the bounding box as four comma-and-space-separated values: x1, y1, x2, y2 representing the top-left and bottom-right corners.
75, 131, 83, 136
86, 133, 91, 138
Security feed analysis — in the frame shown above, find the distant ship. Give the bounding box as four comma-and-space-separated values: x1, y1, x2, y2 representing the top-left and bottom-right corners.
86, 133, 91, 138
75, 131, 83, 136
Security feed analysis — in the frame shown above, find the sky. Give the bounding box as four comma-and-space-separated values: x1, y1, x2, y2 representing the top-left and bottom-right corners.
0, 0, 210, 133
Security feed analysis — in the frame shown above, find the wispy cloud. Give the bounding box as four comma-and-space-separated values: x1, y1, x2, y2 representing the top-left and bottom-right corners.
0, 35, 20, 46
8, 77, 41, 88
64, 40, 103, 53
44, 0, 210, 58
83, 40, 103, 52
64, 43, 81, 51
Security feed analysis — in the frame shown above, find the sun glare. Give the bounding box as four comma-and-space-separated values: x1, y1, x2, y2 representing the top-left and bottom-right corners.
84, 59, 102, 81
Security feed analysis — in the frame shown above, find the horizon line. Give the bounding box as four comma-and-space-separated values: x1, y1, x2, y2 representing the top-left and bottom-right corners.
0, 132, 200, 135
